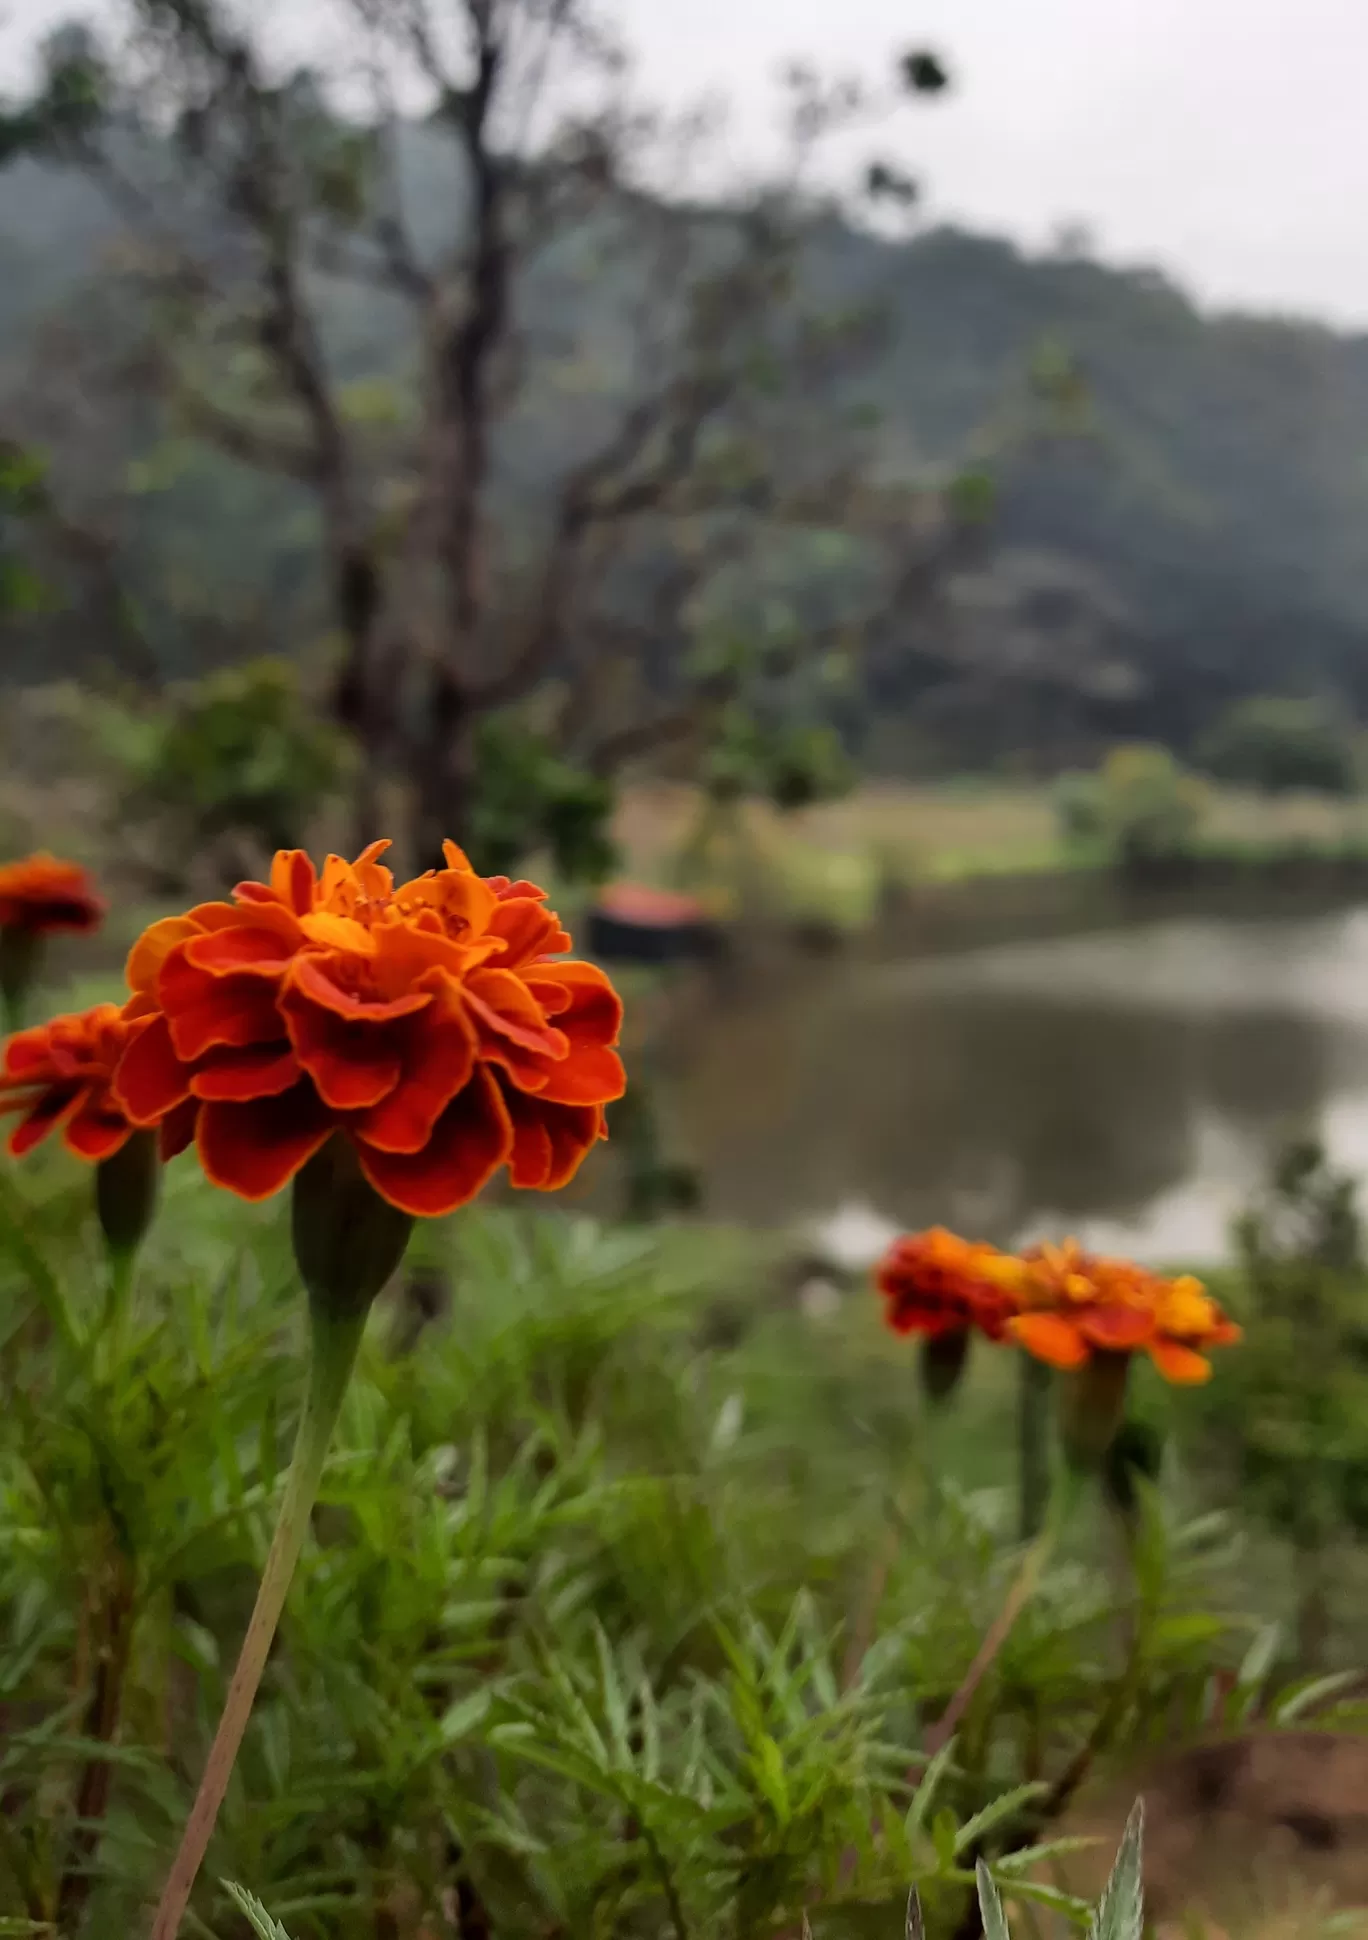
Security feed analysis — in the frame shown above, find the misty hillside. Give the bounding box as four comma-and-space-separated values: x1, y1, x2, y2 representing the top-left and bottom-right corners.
6, 141, 1368, 769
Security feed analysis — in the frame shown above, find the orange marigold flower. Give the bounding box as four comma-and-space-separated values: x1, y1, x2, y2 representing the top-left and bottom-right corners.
1008, 1239, 1241, 1385
0, 853, 104, 937
0, 1004, 194, 1163
113, 841, 627, 1218
874, 1227, 1022, 1342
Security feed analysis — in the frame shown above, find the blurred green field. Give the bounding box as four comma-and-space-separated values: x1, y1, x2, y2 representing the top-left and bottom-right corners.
613, 780, 1368, 930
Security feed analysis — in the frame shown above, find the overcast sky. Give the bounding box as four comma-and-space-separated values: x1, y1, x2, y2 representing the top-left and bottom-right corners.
3, 0, 1366, 329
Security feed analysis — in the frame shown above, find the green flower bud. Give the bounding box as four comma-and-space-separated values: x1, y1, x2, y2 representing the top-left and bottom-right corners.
96, 1128, 161, 1264
292, 1134, 415, 1323
1058, 1349, 1132, 1471
0, 927, 41, 1031
920, 1327, 971, 1405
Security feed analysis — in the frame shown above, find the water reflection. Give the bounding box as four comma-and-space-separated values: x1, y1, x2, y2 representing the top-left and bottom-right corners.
659, 910, 1368, 1261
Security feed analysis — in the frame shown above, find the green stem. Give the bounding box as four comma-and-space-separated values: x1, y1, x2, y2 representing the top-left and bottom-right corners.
0, 926, 39, 1036
1017, 1354, 1053, 1540
101, 1249, 136, 1377
927, 1464, 1082, 1752
148, 1303, 367, 1940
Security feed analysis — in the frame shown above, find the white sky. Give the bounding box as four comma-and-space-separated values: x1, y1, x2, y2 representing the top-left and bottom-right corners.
3, 0, 1367, 329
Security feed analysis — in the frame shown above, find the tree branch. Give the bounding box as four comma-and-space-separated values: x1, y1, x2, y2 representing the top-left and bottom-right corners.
174, 390, 322, 482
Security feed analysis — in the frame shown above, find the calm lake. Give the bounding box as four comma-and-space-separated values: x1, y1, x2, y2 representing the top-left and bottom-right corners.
651, 905, 1368, 1262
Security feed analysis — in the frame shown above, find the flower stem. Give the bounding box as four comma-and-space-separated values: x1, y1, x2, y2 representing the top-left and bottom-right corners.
148, 1302, 367, 1940
1017, 1353, 1053, 1540
0, 926, 38, 1037
926, 1463, 1083, 1752
101, 1248, 136, 1376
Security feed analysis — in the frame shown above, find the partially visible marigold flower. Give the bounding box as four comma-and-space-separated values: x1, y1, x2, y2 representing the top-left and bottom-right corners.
0, 1004, 194, 1163
0, 853, 104, 937
1008, 1239, 1241, 1385
874, 1227, 1022, 1342
113, 841, 627, 1219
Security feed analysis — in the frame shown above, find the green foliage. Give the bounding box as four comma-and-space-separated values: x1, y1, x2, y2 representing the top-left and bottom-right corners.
226, 1881, 298, 1939
0, 25, 107, 164
466, 715, 618, 884
110, 658, 349, 875
703, 707, 854, 813
0, 1165, 1247, 1939
0, 441, 50, 617
234, 1806, 1146, 1940
1053, 745, 1206, 872
1196, 1142, 1368, 1585
1199, 695, 1358, 796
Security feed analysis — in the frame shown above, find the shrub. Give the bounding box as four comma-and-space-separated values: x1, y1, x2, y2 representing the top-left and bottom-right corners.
1200, 695, 1357, 796
112, 658, 349, 879
1194, 1141, 1368, 1666
1053, 745, 1205, 871
465, 714, 617, 883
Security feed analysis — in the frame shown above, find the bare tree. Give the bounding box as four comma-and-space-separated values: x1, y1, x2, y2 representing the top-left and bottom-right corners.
3, 0, 982, 871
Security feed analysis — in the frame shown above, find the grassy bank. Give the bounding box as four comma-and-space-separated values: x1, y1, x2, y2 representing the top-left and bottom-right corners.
613, 781, 1368, 934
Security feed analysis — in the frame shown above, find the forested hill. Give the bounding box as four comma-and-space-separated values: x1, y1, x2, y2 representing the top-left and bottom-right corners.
6, 141, 1368, 769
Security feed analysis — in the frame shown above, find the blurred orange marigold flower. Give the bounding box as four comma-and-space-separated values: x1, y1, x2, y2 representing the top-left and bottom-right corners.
1008, 1239, 1240, 1384
113, 841, 626, 1217
0, 853, 104, 937
874, 1227, 1022, 1342
1, 1004, 194, 1163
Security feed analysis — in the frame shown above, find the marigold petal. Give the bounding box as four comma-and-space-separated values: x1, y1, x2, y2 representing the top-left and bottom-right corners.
1009, 1311, 1090, 1369
399, 861, 500, 938
158, 1098, 199, 1160
465, 968, 566, 1055
183, 925, 297, 977
298, 911, 379, 954
0, 854, 104, 935
196, 1082, 332, 1201
113, 1014, 192, 1124
2, 1026, 55, 1081
8, 1085, 83, 1156
502, 1086, 603, 1190
356, 1065, 512, 1217
286, 953, 433, 1024
268, 849, 318, 915
126, 916, 201, 999
1077, 1303, 1155, 1351
1148, 1339, 1214, 1384
162, 958, 285, 1062
528, 960, 623, 1044
353, 988, 477, 1155
190, 1044, 302, 1102
488, 897, 572, 968
64, 1102, 131, 1162
183, 900, 248, 931
534, 1043, 627, 1108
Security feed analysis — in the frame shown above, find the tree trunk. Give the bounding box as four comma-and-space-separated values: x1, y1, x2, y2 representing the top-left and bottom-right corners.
327, 539, 388, 852
411, 669, 478, 873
